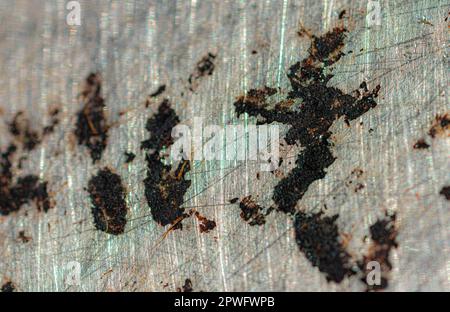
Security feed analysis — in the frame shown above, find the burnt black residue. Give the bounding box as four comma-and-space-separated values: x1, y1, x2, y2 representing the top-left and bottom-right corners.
88, 168, 128, 235
141, 99, 191, 228
232, 26, 381, 283
0, 144, 52, 216
177, 279, 193, 292
150, 85, 166, 97
413, 138, 430, 149
74, 73, 109, 163
294, 211, 355, 282
188, 53, 216, 91
234, 26, 380, 214
428, 113, 449, 138
1, 281, 15, 292
124, 152, 136, 164
440, 186, 450, 200
195, 211, 216, 233
359, 213, 398, 291
239, 196, 267, 226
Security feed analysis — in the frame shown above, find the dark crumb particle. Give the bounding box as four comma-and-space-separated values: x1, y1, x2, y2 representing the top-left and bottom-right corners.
150, 85, 166, 98
124, 152, 136, 164
239, 196, 266, 226
294, 212, 355, 283
338, 9, 346, 19
142, 99, 191, 228
354, 183, 365, 193
195, 211, 216, 233
413, 138, 430, 149
251, 50, 258, 55
188, 53, 216, 91
74, 73, 109, 163
177, 279, 193, 292
359, 213, 398, 291
88, 168, 128, 235
439, 186, 450, 200
0, 144, 52, 215
428, 113, 449, 138
18, 230, 31, 243
1, 281, 15, 292
229, 197, 239, 204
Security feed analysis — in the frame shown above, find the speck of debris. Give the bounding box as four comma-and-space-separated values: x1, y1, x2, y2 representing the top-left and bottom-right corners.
177, 279, 193, 292
74, 73, 109, 163
233, 25, 380, 282
354, 183, 365, 193
338, 10, 346, 19
0, 144, 52, 215
188, 53, 216, 91
294, 211, 356, 283
428, 113, 449, 138
417, 17, 434, 26
142, 99, 191, 228
18, 230, 31, 243
239, 196, 266, 226
439, 186, 450, 200
413, 138, 430, 149
195, 211, 216, 233
1, 281, 15, 292
43, 108, 61, 135
251, 50, 258, 55
229, 197, 239, 204
150, 85, 166, 97
359, 213, 398, 291
124, 152, 136, 164
88, 168, 128, 235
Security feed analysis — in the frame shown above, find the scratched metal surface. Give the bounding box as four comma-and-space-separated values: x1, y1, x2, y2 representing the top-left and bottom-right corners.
0, 0, 448, 292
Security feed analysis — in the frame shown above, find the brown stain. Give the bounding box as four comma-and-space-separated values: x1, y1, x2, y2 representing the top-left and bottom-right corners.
195, 211, 216, 233
239, 196, 267, 226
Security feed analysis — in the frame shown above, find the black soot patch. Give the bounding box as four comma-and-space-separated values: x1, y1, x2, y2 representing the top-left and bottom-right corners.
74, 73, 109, 163
294, 211, 355, 283
88, 168, 128, 235
232, 25, 381, 283
141, 99, 191, 228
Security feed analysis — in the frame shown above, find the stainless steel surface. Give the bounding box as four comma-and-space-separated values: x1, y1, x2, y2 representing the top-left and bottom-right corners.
0, 0, 448, 291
